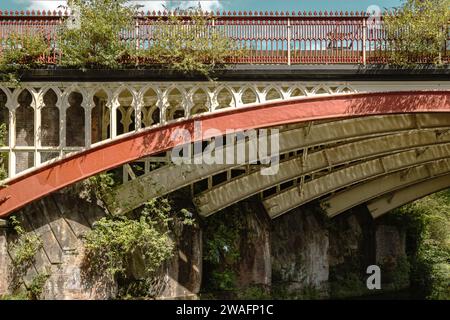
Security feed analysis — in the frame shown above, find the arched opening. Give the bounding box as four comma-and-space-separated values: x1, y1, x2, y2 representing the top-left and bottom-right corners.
290, 88, 307, 98
0, 89, 8, 179
41, 89, 59, 147
265, 88, 282, 101
66, 92, 85, 147
190, 88, 209, 116
215, 88, 234, 110
241, 88, 257, 104
92, 89, 110, 144
15, 89, 34, 173
0, 89, 9, 146
172, 109, 185, 119
151, 108, 160, 125
340, 87, 353, 94
16, 89, 34, 147
314, 87, 329, 95
116, 89, 135, 136
142, 88, 159, 128
166, 88, 184, 121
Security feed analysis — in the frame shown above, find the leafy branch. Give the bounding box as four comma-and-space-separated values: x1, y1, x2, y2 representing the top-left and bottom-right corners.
384, 0, 450, 66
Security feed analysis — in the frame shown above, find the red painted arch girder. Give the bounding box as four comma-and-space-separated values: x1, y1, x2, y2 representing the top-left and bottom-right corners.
1, 91, 449, 218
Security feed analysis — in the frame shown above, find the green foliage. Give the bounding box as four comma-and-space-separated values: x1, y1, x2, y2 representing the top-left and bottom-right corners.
82, 196, 197, 298
7, 216, 49, 300
0, 32, 50, 85
0, 33, 49, 67
329, 257, 371, 300
26, 272, 51, 300
271, 283, 324, 300
138, 14, 239, 77
203, 207, 243, 267
59, 0, 135, 68
83, 198, 174, 277
0, 0, 238, 79
8, 216, 43, 273
209, 270, 237, 292
179, 208, 196, 227
0, 291, 29, 300
1, 271, 50, 300
389, 189, 450, 299
427, 263, 450, 299
384, 0, 450, 66
380, 256, 411, 291
329, 272, 370, 299
201, 206, 247, 295
81, 172, 115, 203
236, 285, 271, 300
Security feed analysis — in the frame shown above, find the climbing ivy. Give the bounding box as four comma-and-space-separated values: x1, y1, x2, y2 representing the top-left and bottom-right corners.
83, 198, 174, 276
83, 196, 195, 298
8, 216, 43, 274
26, 272, 51, 300
6, 216, 49, 300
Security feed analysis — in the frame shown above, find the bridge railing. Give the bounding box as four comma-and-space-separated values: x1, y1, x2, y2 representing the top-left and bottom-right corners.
0, 10, 449, 65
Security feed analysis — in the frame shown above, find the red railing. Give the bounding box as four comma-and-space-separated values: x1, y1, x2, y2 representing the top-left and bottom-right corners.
0, 9, 449, 65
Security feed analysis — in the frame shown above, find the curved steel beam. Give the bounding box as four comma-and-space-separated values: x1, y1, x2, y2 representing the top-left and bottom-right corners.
195, 129, 450, 216
367, 174, 450, 219
0, 91, 448, 218
263, 143, 450, 219
323, 159, 450, 217
108, 114, 450, 215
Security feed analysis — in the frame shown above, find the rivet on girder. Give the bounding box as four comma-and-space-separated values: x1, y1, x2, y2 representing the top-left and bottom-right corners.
323, 150, 332, 170
304, 121, 314, 137
435, 129, 450, 140
424, 163, 433, 178
124, 164, 136, 180
413, 114, 422, 129
379, 158, 387, 173
0, 195, 11, 205
385, 192, 395, 204
400, 167, 413, 180
415, 147, 428, 158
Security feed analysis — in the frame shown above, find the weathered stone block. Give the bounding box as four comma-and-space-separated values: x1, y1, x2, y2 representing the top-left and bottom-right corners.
375, 224, 406, 265
271, 206, 329, 297
237, 201, 271, 288
0, 227, 9, 296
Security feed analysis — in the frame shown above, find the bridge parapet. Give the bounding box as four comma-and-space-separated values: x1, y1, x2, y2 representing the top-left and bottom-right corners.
0, 10, 448, 65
